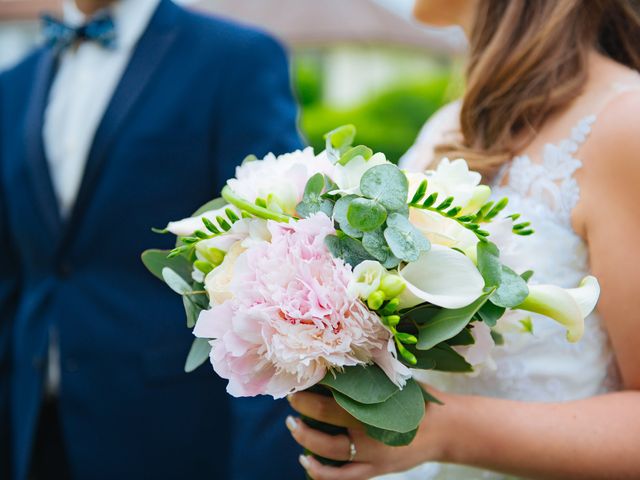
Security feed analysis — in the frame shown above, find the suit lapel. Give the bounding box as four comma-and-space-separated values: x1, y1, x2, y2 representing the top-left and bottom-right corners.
23, 47, 63, 238
61, 0, 180, 246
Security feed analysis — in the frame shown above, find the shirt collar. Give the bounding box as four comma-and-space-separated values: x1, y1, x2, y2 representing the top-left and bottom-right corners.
63, 0, 162, 49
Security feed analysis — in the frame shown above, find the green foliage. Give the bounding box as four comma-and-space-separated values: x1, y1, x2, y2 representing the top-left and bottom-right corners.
296, 173, 334, 218
325, 234, 375, 267
320, 365, 399, 404
360, 164, 409, 211
141, 249, 191, 283
299, 76, 454, 163
413, 344, 473, 372
366, 425, 418, 446
184, 338, 211, 373
490, 266, 529, 308
332, 378, 425, 433
416, 294, 489, 350
477, 241, 502, 288
384, 213, 430, 262
347, 198, 387, 231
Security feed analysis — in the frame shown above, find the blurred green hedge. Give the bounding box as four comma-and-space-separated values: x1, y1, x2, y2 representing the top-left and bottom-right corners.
296, 72, 457, 164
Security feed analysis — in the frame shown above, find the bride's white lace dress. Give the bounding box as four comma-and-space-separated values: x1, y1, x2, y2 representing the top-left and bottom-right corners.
378, 88, 639, 479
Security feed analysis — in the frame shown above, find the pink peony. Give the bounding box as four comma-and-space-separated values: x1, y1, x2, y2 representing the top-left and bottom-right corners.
193, 213, 410, 398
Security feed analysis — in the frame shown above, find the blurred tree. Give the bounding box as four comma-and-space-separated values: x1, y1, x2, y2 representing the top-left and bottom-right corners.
295, 69, 460, 163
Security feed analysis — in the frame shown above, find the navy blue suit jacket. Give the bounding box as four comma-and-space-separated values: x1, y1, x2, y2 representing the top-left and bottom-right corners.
0, 1, 304, 479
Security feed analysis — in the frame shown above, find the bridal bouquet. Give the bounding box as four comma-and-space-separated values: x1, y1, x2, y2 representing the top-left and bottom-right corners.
142, 125, 599, 448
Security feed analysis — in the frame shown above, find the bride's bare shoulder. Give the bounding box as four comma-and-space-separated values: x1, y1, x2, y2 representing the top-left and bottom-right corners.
399, 100, 462, 171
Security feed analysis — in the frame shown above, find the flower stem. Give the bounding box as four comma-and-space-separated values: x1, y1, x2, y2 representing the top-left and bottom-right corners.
221, 186, 292, 223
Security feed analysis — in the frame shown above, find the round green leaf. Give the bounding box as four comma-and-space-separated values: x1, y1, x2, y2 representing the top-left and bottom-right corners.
490, 266, 529, 308
333, 195, 363, 238
332, 378, 425, 433
320, 365, 399, 404
347, 198, 387, 232
184, 338, 211, 372
383, 213, 430, 262
360, 164, 409, 211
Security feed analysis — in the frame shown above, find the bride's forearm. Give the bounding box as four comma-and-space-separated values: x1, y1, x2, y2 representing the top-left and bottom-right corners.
428, 390, 640, 479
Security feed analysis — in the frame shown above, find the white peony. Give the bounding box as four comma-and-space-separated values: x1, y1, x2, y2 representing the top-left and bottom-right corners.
226, 147, 334, 216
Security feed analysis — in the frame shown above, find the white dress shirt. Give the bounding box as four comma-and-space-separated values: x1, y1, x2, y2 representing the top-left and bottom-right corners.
43, 0, 160, 218
43, 0, 160, 396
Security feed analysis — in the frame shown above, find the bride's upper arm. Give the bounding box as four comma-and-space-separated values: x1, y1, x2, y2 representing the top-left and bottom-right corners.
579, 90, 640, 390
399, 100, 462, 172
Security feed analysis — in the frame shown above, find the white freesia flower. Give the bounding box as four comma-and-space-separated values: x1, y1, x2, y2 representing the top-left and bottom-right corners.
409, 208, 478, 250
227, 147, 334, 216
398, 245, 485, 309
514, 276, 600, 342
165, 205, 240, 237
348, 260, 387, 300
331, 152, 389, 195
426, 158, 482, 209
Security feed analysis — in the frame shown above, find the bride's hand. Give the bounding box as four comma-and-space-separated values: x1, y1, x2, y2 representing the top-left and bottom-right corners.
287, 390, 452, 480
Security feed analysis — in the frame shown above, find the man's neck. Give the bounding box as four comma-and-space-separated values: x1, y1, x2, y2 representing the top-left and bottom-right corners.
74, 0, 117, 16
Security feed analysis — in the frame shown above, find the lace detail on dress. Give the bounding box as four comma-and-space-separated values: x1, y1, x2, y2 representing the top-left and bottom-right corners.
495, 115, 596, 226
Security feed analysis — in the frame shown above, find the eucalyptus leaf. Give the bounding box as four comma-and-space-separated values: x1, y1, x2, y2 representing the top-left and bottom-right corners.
400, 304, 440, 325
320, 365, 399, 404
477, 241, 502, 288
384, 213, 430, 262
347, 198, 387, 232
447, 328, 475, 346
417, 344, 473, 372
360, 164, 409, 211
417, 294, 489, 350
184, 337, 211, 373
477, 301, 505, 327
490, 266, 529, 308
325, 125, 356, 161
365, 425, 418, 446
325, 235, 375, 267
141, 249, 192, 283
162, 267, 192, 295
333, 195, 364, 238
332, 379, 425, 433
361, 229, 390, 262
297, 173, 335, 218
338, 145, 373, 166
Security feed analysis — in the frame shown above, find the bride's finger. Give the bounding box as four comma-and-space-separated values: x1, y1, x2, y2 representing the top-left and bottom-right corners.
299, 454, 374, 480
286, 416, 355, 461
288, 392, 360, 428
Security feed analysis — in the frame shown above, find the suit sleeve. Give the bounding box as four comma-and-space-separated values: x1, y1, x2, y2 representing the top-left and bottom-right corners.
211, 30, 305, 194
212, 31, 305, 480
0, 74, 19, 479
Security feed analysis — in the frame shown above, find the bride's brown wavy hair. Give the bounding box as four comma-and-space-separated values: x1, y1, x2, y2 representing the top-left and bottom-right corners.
435, 0, 640, 176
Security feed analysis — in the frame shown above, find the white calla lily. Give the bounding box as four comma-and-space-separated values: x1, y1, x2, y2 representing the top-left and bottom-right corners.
514, 276, 600, 342
398, 245, 485, 309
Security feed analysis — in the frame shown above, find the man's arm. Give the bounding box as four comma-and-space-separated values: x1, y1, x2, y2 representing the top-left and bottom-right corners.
0, 74, 20, 479
211, 30, 304, 193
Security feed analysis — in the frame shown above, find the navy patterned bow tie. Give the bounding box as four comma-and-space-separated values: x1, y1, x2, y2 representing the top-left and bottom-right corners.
41, 12, 117, 51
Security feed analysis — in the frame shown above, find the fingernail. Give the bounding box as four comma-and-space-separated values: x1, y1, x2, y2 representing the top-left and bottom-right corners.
286, 415, 298, 432
299, 454, 311, 470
